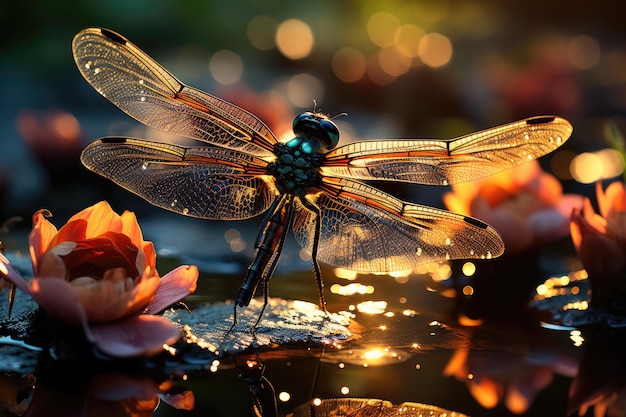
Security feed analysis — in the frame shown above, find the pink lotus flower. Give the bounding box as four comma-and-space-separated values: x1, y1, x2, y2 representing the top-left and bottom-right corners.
570, 181, 626, 310
0, 201, 198, 357
444, 160, 583, 254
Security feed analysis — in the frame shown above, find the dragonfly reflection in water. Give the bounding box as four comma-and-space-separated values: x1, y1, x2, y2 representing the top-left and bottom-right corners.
73, 28, 572, 323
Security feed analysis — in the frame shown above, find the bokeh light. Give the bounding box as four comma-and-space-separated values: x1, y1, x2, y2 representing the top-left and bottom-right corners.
394, 24, 425, 58
367, 12, 401, 47
330, 283, 374, 296
378, 45, 412, 77
366, 55, 397, 86
275, 19, 314, 60
570, 148, 624, 183
418, 32, 453, 68
356, 300, 387, 314
332, 47, 367, 83
461, 262, 476, 276
209, 50, 243, 85
247, 15, 278, 51
334, 267, 358, 280
567, 35, 601, 70
286, 73, 324, 108
224, 228, 246, 252
570, 330, 585, 347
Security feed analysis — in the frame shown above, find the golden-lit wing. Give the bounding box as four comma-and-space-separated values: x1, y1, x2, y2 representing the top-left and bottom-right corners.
72, 27, 278, 158
292, 178, 503, 273
322, 116, 572, 185
81, 137, 277, 220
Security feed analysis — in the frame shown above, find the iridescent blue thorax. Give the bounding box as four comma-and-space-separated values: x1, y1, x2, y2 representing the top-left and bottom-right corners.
267, 111, 339, 196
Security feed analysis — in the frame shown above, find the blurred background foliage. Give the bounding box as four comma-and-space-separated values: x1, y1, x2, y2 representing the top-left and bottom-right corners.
1, 0, 625, 220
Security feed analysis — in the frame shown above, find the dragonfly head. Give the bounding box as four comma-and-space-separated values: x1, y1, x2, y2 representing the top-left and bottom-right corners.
292, 112, 340, 151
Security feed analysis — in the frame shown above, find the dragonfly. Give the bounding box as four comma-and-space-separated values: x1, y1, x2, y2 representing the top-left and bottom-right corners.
73, 28, 573, 322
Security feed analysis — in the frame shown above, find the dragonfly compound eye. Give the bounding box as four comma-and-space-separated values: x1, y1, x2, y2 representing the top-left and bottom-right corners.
292, 112, 314, 131
292, 112, 340, 151
319, 119, 340, 148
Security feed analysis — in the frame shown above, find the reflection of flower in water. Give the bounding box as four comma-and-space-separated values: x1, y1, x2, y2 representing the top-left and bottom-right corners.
0, 201, 198, 357
443, 322, 578, 414
569, 331, 626, 417
444, 160, 583, 254
570, 181, 626, 312
23, 372, 193, 417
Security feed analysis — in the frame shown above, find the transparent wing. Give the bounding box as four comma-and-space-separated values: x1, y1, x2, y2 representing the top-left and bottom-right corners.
81, 137, 277, 220
322, 116, 572, 185
72, 27, 278, 158
290, 398, 391, 417
292, 178, 503, 273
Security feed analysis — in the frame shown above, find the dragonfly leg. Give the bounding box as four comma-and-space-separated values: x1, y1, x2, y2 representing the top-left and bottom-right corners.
226, 304, 239, 335
299, 198, 327, 313
252, 275, 271, 330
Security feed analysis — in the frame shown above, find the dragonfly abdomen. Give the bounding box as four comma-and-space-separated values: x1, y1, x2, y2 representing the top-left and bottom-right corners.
236, 196, 294, 307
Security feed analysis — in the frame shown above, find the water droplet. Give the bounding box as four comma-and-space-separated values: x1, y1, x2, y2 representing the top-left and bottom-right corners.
442, 179, 449, 186
486, 251, 492, 259
140, 96, 146, 102
170, 199, 178, 207
445, 237, 451, 246
469, 249, 475, 255
416, 247, 422, 256
141, 162, 149, 170
94, 67, 101, 75
524, 133, 530, 140
445, 253, 450, 260
139, 79, 145, 85
84, 61, 92, 70
182, 208, 189, 215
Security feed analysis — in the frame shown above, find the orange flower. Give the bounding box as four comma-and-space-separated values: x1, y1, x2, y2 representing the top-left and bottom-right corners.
444, 160, 583, 254
570, 181, 626, 309
2, 201, 198, 357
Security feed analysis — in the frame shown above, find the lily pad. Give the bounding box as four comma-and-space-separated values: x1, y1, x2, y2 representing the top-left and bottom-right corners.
164, 298, 352, 355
